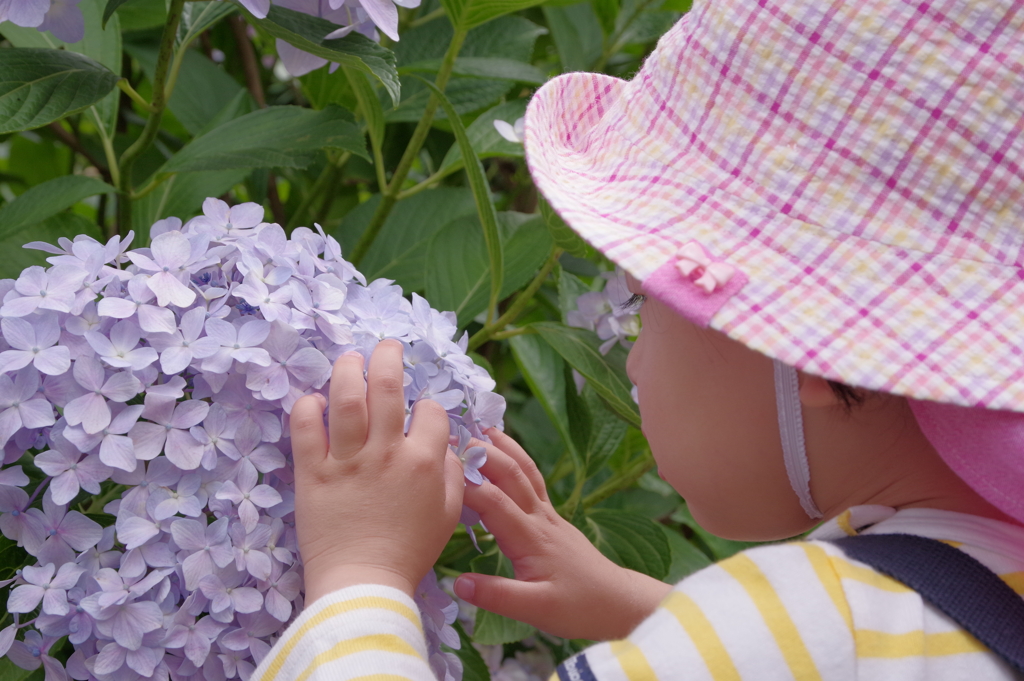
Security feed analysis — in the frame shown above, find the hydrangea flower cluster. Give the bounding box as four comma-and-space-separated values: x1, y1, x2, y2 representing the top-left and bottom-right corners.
0, 197, 505, 681
566, 269, 639, 356
1, 0, 86, 43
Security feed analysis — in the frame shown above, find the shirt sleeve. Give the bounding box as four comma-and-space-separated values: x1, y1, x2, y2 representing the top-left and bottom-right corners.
251, 584, 435, 681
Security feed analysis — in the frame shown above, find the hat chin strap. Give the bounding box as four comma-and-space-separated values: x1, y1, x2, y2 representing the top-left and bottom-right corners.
773, 360, 824, 519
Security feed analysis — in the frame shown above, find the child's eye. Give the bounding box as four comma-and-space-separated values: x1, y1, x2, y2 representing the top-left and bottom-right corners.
621, 293, 646, 313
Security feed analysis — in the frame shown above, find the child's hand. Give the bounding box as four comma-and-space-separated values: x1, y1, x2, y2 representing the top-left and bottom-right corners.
456, 430, 672, 641
290, 340, 465, 604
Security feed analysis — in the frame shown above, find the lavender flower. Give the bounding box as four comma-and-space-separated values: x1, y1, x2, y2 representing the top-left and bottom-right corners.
0, 199, 502, 681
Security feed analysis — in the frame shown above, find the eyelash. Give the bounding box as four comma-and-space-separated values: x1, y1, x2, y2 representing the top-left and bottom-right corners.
621, 293, 646, 313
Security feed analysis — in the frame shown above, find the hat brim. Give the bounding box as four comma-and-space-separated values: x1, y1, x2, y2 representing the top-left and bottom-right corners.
524, 71, 1024, 412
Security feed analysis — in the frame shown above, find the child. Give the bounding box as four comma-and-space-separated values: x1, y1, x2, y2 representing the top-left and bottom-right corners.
254, 0, 1024, 679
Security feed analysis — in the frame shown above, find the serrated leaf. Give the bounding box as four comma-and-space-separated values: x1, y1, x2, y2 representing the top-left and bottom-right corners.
582, 508, 671, 579
470, 550, 537, 645
450, 620, 490, 681
581, 385, 627, 476
0, 48, 118, 134
414, 75, 503, 321
254, 5, 400, 106
438, 99, 527, 177
103, 0, 136, 26
401, 57, 546, 84
539, 195, 589, 258
531, 322, 640, 428
162, 105, 368, 173
178, 1, 236, 46
0, 175, 114, 240
441, 0, 547, 31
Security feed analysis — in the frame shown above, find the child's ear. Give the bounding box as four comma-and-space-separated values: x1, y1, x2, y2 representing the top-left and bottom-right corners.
798, 372, 842, 409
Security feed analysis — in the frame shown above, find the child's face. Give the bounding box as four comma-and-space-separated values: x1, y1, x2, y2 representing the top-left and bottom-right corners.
625, 275, 817, 541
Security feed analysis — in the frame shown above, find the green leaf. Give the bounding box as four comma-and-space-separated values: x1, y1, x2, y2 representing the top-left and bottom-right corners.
3, 0, 124, 137
593, 0, 620, 35
470, 550, 537, 644
532, 323, 641, 429
582, 508, 671, 579
438, 99, 527, 177
300, 66, 356, 111
661, 525, 712, 583
413, 75, 503, 321
539, 195, 589, 258
0, 213, 103, 279
441, 0, 547, 31
103, 0, 135, 27
672, 504, 758, 561
402, 57, 546, 85
254, 5, 400, 106
425, 214, 551, 327
0, 175, 114, 240
0, 48, 118, 134
127, 43, 248, 136
342, 188, 478, 291
581, 385, 628, 476
178, 1, 236, 46
131, 169, 249, 242
343, 66, 384, 166
450, 620, 491, 681
0, 656, 38, 681
557, 268, 592, 324
507, 334, 578, 466
543, 3, 603, 72
116, 0, 167, 30
162, 105, 368, 174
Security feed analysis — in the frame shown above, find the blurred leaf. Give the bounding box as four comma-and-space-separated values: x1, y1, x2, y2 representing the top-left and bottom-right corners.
115, 0, 166, 30
0, 213, 103, 279
2, 0, 124, 137
255, 5, 400, 106
581, 384, 627, 476
582, 508, 670, 579
0, 175, 114, 240
0, 49, 118, 134
416, 75, 503, 320
532, 323, 640, 428
8, 134, 71, 191
343, 188, 478, 291
425, 214, 551, 327
543, 3, 603, 71
128, 43, 247, 136
557, 268, 592, 324
660, 0, 693, 11
470, 549, 537, 644
671, 505, 758, 561
387, 16, 543, 122
178, 1, 236, 46
343, 66, 384, 164
439, 99, 527, 176
162, 105, 368, 173
441, 0, 546, 31
450, 620, 491, 681
539, 195, 589, 258
661, 525, 712, 583
103, 0, 135, 27
0, 656, 37, 681
300, 66, 357, 111
402, 57, 545, 84
593, 0, 620, 34
508, 334, 578, 466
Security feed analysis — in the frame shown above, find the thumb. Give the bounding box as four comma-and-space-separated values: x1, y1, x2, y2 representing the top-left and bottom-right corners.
454, 573, 551, 626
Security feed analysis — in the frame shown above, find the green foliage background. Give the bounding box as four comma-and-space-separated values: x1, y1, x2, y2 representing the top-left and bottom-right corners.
0, 0, 759, 674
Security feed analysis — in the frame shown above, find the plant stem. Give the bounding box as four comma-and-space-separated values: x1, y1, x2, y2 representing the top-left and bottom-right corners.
230, 14, 266, 108
468, 247, 561, 351
348, 27, 467, 265
579, 451, 655, 510
116, 0, 187, 237
117, 78, 155, 112
89, 107, 119, 188
287, 152, 350, 231
488, 326, 535, 342
132, 173, 172, 200
396, 167, 447, 200
410, 6, 445, 28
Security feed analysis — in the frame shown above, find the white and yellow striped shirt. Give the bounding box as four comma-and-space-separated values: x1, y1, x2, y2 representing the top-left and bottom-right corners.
252, 507, 1024, 681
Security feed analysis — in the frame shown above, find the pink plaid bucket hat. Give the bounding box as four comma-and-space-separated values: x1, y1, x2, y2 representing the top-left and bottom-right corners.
524, 0, 1024, 521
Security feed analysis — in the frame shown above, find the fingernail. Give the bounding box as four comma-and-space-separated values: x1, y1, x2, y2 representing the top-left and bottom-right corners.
454, 575, 475, 601
342, 350, 364, 363
314, 393, 327, 409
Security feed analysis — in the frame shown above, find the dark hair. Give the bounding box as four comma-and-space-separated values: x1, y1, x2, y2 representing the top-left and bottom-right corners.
828, 380, 866, 411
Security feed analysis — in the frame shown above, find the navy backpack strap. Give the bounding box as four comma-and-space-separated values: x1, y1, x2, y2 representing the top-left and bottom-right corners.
832, 533, 1024, 673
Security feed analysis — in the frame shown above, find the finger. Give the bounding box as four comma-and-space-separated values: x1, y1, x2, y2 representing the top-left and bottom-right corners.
365, 340, 407, 446
462, 480, 537, 558
444, 450, 465, 527
453, 574, 556, 630
329, 351, 368, 459
406, 399, 450, 452
473, 439, 544, 514
486, 428, 548, 501
290, 393, 329, 474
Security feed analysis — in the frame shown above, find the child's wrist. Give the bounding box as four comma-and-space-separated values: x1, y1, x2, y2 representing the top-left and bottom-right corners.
303, 562, 417, 604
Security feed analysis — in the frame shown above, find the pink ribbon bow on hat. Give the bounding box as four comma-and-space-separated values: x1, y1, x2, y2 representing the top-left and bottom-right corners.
675, 242, 737, 293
